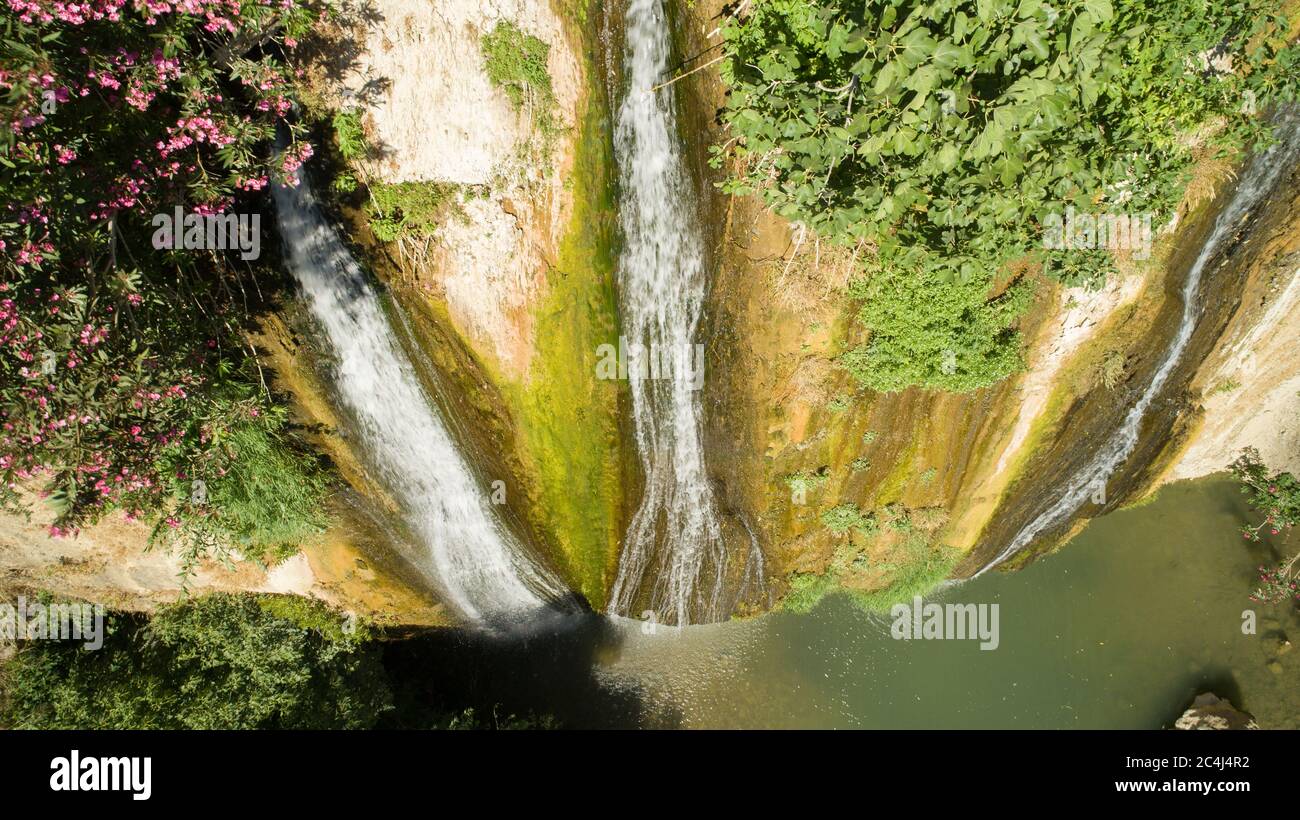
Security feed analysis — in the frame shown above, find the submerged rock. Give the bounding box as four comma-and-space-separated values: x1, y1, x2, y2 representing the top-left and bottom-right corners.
1173, 693, 1260, 729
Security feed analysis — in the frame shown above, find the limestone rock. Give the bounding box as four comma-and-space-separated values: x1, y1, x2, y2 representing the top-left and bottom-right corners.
1173, 693, 1260, 729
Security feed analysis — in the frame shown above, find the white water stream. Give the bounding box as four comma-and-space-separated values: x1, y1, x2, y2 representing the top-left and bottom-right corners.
607, 0, 735, 625
270, 16, 1285, 621
976, 115, 1300, 576
274, 174, 564, 624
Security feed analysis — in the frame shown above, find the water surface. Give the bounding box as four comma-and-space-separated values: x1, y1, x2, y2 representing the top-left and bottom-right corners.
594, 477, 1299, 728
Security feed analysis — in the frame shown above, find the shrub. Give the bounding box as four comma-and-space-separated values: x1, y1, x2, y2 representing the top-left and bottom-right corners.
840, 252, 1033, 392
1230, 447, 1300, 605
822, 502, 878, 535
480, 20, 557, 136
1231, 447, 1300, 542
1, 593, 392, 729
0, 0, 330, 565
148, 400, 331, 579
715, 0, 1300, 390
1250, 557, 1300, 606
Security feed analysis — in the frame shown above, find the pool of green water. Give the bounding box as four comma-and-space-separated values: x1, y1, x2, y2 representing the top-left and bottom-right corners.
595, 477, 1300, 728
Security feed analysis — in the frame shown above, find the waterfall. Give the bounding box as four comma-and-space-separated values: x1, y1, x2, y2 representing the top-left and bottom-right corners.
975, 114, 1300, 577
608, 0, 732, 625
273, 174, 565, 625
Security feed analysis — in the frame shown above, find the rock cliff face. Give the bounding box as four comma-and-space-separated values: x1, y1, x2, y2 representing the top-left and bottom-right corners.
11, 1, 1298, 625
1166, 169, 1300, 483
324, 0, 585, 380
302, 0, 626, 609
283, 1, 1299, 621
0, 482, 449, 626
668, 0, 1300, 608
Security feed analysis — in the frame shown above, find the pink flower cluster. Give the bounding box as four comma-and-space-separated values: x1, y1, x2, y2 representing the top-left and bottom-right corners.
156, 111, 237, 157
4, 73, 69, 134
6, 0, 292, 30
7, 0, 129, 25
255, 95, 293, 117
78, 324, 108, 347
1, 286, 200, 526
280, 141, 314, 175
92, 174, 148, 220
7, 204, 53, 266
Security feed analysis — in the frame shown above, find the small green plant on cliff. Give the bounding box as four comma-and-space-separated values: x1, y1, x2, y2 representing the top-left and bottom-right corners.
782, 538, 872, 613
366, 181, 462, 243
323, 107, 368, 195
481, 20, 559, 139
882, 502, 914, 533
822, 502, 878, 535
1208, 378, 1243, 397
788, 504, 956, 613
332, 109, 368, 161
323, 110, 462, 243
785, 468, 830, 499
1100, 350, 1127, 390
850, 535, 961, 614
911, 506, 951, 532
332, 173, 359, 195
783, 570, 841, 613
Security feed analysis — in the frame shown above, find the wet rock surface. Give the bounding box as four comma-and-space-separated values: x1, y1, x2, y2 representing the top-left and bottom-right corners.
1173, 693, 1260, 729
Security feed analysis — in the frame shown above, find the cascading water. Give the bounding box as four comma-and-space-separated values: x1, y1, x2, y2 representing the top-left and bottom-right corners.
273, 173, 565, 625
975, 113, 1300, 577
607, 0, 737, 625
